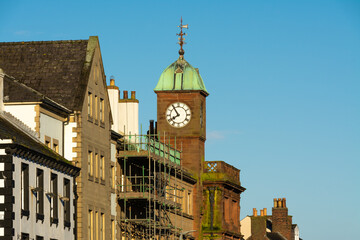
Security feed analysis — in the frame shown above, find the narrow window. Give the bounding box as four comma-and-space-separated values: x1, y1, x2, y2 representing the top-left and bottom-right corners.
95, 153, 99, 179
95, 211, 99, 240
88, 151, 93, 177
53, 139, 59, 153
36, 169, 44, 220
88, 210, 93, 240
101, 155, 105, 180
21, 163, 29, 217
88, 92, 93, 118
100, 98, 104, 122
232, 200, 236, 223
111, 219, 115, 240
45, 135, 51, 148
50, 173, 58, 224
36, 236, 44, 240
95, 95, 98, 121
111, 166, 115, 189
187, 191, 192, 215
64, 178, 71, 227
100, 213, 105, 240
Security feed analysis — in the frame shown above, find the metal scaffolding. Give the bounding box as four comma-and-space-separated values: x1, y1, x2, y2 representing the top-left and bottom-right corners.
116, 131, 187, 240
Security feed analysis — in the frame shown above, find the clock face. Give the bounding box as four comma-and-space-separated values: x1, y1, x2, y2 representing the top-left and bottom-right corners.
166, 102, 191, 128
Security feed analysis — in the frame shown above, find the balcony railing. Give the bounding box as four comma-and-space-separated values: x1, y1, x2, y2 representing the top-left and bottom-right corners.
120, 134, 181, 165
203, 161, 240, 184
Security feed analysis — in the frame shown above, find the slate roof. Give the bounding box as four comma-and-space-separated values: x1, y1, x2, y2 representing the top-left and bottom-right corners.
0, 113, 80, 176
0, 37, 96, 110
3, 75, 71, 116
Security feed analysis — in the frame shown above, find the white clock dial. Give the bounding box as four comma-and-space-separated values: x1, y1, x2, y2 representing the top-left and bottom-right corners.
166, 102, 191, 128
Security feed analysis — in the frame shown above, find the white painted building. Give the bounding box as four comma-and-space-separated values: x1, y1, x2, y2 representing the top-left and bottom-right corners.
0, 113, 80, 239
2, 72, 72, 158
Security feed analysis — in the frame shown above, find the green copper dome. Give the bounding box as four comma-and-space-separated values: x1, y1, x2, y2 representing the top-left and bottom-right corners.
154, 57, 209, 95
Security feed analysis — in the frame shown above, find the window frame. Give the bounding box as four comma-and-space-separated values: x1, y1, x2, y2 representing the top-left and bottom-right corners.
50, 173, 58, 225
21, 163, 29, 217
64, 178, 71, 228
36, 168, 44, 220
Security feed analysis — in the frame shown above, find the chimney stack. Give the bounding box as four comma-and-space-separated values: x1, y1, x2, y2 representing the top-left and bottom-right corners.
131, 91, 136, 100
253, 208, 257, 217
123, 90, 128, 99
149, 120, 154, 136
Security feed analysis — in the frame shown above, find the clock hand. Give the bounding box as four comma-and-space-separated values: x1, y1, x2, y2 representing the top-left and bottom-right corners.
172, 105, 180, 116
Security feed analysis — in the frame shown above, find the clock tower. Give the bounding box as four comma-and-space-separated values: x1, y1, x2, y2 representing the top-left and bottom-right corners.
154, 19, 209, 238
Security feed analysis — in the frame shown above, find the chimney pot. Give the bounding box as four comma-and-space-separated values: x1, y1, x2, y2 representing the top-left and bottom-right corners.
253, 208, 257, 217
282, 198, 287, 208
123, 91, 128, 99
131, 91, 136, 99
264, 208, 267, 216
110, 77, 115, 86
278, 198, 282, 208
260, 209, 264, 216
274, 198, 278, 208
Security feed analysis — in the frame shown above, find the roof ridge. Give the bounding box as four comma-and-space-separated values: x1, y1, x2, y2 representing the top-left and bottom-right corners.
1, 111, 39, 140
0, 39, 88, 45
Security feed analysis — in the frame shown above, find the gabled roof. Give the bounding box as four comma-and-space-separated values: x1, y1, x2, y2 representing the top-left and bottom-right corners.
0, 37, 98, 110
0, 113, 79, 176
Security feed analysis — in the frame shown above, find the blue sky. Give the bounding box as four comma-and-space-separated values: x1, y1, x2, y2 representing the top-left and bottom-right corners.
1, 1, 359, 239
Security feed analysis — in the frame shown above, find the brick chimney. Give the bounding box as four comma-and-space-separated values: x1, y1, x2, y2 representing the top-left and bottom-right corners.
272, 198, 292, 240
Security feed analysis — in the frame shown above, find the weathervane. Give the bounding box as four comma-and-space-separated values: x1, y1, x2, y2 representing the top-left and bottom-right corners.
177, 17, 188, 58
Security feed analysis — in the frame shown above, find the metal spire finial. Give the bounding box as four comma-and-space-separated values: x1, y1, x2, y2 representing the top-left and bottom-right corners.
177, 17, 188, 57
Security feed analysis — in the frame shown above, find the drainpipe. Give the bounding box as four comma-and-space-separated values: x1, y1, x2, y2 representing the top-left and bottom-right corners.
63, 116, 70, 157
73, 180, 78, 240
0, 68, 4, 112
208, 187, 216, 239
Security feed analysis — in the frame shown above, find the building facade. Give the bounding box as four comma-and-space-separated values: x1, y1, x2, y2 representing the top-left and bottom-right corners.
0, 30, 247, 239
240, 198, 301, 240
0, 38, 114, 240
0, 90, 80, 239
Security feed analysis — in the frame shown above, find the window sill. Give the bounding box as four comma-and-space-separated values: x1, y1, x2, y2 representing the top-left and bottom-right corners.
100, 179, 105, 185
21, 209, 30, 218
64, 220, 71, 228
51, 217, 59, 225
36, 213, 44, 221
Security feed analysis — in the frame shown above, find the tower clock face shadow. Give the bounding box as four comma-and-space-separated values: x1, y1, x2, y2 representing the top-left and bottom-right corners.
166, 102, 191, 128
